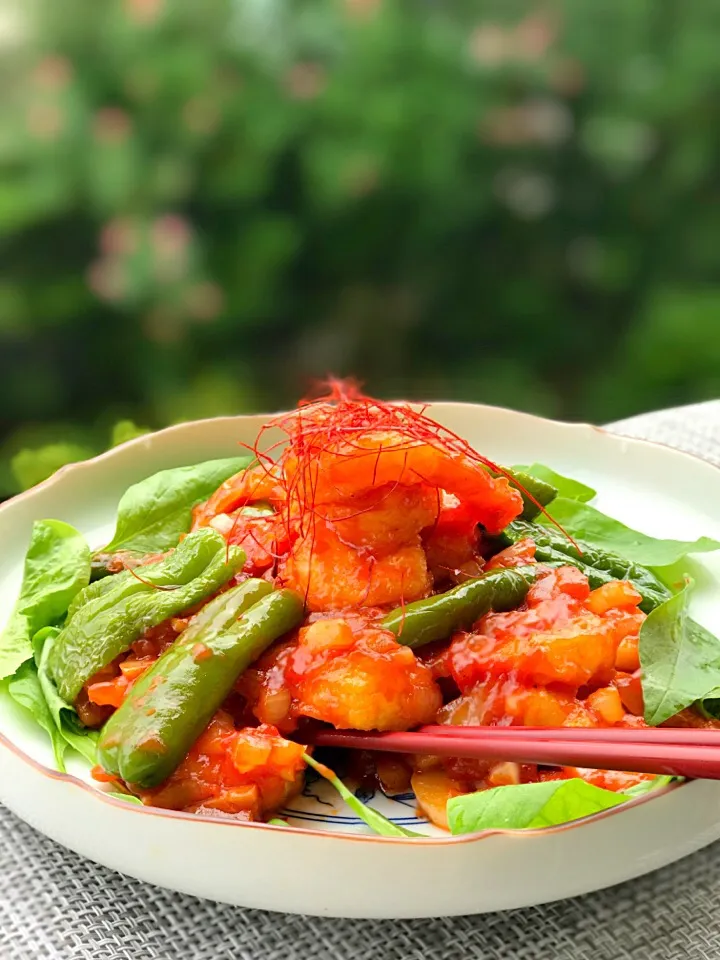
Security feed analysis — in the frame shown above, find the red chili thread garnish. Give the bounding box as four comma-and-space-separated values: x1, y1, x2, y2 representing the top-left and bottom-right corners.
126, 566, 182, 591
356, 555, 377, 607
199, 377, 576, 599
251, 376, 574, 549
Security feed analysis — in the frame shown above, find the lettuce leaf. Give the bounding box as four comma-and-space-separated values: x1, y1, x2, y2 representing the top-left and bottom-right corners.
543, 498, 720, 566
622, 775, 677, 797
34, 627, 98, 764
104, 792, 143, 805
639, 583, 720, 725
5, 626, 98, 769
0, 520, 91, 680
104, 457, 252, 555
6, 661, 68, 771
447, 775, 677, 835
447, 779, 629, 834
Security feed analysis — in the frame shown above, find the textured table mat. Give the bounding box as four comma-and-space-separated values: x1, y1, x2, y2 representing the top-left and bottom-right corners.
2, 399, 720, 960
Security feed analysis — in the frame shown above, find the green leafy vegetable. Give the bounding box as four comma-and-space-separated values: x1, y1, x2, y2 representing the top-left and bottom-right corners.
697, 691, 720, 720
34, 627, 98, 765
267, 817, 288, 826
514, 463, 596, 503
639, 583, 720, 725
622, 775, 677, 797
0, 520, 91, 680
104, 792, 144, 805
495, 519, 671, 613
103, 456, 252, 554
303, 752, 420, 838
5, 624, 98, 770
543, 498, 720, 567
447, 779, 629, 834
7, 660, 68, 771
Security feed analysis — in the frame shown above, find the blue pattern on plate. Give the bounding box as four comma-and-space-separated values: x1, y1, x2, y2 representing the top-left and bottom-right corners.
281, 779, 435, 832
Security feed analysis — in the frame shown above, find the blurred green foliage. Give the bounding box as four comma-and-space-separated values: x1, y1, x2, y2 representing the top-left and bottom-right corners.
1, 0, 720, 494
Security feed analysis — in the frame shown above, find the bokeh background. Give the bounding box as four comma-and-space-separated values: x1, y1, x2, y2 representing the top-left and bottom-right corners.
1, 0, 719, 497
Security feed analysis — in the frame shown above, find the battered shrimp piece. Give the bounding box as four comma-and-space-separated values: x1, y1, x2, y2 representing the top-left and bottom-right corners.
438, 678, 599, 729
281, 484, 445, 610
423, 496, 485, 583
450, 567, 645, 691
191, 388, 523, 611
280, 519, 431, 611
191, 464, 285, 529
288, 619, 442, 731
323, 483, 439, 556
290, 431, 521, 535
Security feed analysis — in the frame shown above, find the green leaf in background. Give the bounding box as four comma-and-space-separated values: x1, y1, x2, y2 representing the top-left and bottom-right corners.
9, 422, 151, 494
2, 0, 720, 500
303, 752, 421, 838
514, 464, 597, 503
6, 660, 68, 771
103, 456, 252, 555
447, 779, 629, 835
543, 498, 720, 566
0, 520, 91, 680
639, 583, 720, 726
11, 443, 95, 492
111, 421, 151, 447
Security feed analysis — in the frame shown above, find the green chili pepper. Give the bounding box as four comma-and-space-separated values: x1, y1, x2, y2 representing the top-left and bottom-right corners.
97, 585, 304, 788
502, 469, 558, 521
47, 529, 244, 702
381, 567, 537, 649
495, 520, 671, 613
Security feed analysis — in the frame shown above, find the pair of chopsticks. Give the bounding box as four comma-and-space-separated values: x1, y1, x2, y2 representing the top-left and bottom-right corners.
299, 725, 720, 780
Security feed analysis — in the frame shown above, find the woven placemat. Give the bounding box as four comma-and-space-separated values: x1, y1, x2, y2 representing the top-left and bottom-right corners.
2, 400, 720, 960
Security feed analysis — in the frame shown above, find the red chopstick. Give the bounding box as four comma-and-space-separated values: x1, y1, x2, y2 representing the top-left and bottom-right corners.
417, 724, 720, 744
299, 726, 720, 780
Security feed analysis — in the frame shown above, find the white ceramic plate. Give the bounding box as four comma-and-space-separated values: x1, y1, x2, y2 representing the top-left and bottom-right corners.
2, 403, 720, 919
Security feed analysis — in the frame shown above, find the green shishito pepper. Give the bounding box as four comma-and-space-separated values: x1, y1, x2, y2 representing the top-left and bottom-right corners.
98, 584, 304, 787
381, 567, 537, 650
495, 520, 671, 613
47, 529, 244, 702
501, 469, 557, 521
